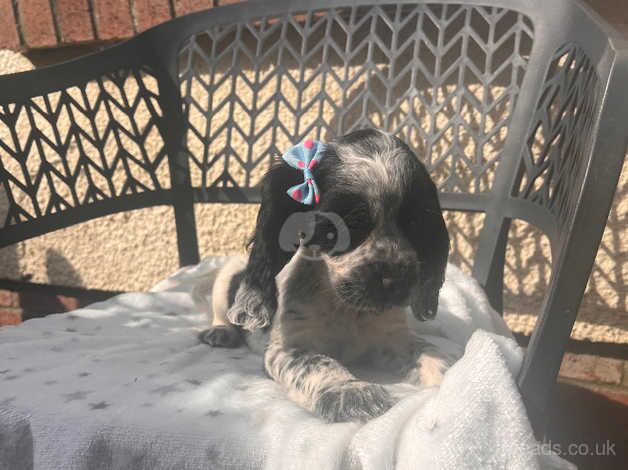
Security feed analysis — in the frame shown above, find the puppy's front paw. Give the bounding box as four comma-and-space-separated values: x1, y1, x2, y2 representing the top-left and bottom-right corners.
413, 351, 452, 387
199, 326, 242, 348
315, 381, 395, 423
227, 285, 272, 331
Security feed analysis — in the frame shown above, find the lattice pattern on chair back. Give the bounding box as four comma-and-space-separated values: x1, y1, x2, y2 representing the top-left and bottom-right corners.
0, 66, 168, 230
178, 3, 534, 196
514, 44, 601, 231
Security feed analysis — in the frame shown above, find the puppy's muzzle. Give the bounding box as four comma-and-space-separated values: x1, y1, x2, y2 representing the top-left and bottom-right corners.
367, 261, 416, 301
338, 260, 418, 310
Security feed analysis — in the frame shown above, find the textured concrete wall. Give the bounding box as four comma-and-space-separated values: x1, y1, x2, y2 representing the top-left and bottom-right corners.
0, 5, 626, 344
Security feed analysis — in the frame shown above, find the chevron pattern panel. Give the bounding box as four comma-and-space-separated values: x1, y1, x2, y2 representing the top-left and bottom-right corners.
0, 67, 169, 229
179, 3, 534, 194
516, 44, 600, 228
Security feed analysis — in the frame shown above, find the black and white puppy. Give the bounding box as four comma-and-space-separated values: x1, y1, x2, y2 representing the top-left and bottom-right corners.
202, 128, 451, 421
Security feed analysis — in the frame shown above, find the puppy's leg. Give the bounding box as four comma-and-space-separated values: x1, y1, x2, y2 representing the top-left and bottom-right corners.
199, 256, 247, 348
226, 282, 274, 331
403, 337, 457, 387
268, 244, 394, 422
264, 342, 394, 423
354, 315, 454, 388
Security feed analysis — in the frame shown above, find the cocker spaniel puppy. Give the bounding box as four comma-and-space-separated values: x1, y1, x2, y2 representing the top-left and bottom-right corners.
202, 128, 452, 421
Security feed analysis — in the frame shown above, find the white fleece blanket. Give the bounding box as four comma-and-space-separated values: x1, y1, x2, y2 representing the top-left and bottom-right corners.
0, 258, 571, 470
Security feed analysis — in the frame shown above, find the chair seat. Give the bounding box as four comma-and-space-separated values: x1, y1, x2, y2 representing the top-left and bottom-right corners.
0, 258, 569, 470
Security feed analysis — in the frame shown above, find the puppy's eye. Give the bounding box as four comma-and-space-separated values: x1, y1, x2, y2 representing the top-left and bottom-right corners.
318, 192, 374, 252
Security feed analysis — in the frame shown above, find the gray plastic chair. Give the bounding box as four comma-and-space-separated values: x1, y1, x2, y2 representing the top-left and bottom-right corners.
0, 0, 626, 428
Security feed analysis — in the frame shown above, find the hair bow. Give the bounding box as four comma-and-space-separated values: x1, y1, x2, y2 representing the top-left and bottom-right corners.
281, 139, 326, 205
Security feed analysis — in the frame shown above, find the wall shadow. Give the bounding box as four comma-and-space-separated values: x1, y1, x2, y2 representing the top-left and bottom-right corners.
0, 185, 20, 285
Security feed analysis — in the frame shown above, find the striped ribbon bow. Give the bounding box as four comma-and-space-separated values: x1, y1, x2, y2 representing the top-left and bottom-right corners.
281, 138, 326, 205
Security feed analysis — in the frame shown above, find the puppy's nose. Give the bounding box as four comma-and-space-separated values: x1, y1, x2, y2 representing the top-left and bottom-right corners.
377, 273, 409, 298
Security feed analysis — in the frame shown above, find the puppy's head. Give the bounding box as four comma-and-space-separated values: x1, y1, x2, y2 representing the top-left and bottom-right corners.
250, 128, 449, 320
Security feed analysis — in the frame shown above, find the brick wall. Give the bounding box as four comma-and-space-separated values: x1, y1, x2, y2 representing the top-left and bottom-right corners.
0, 0, 242, 50
0, 287, 112, 325
0, 290, 21, 325
1, 0, 626, 51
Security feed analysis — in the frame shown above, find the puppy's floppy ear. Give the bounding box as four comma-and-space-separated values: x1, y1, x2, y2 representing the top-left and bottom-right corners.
412, 207, 449, 320
243, 159, 309, 311
232, 147, 338, 330
400, 150, 450, 321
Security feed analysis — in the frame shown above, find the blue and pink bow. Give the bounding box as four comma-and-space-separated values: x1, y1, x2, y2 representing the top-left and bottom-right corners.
281, 138, 326, 205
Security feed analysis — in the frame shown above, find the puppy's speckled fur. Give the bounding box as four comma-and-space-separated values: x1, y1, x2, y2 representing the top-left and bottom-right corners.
201, 129, 452, 422
262, 243, 451, 421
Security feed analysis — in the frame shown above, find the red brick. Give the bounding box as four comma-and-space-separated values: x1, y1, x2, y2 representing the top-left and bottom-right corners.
0, 290, 19, 308
560, 353, 624, 385
93, 0, 134, 40
56, 0, 94, 43
0, 309, 22, 326
174, 0, 212, 16
0, 0, 21, 49
592, 357, 623, 385
215, 0, 241, 5
56, 294, 80, 311
560, 353, 596, 382
134, 0, 172, 32
18, 0, 57, 48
